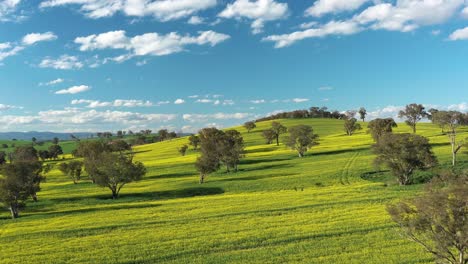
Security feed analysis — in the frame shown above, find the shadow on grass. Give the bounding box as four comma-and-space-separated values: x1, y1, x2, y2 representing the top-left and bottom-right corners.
146, 172, 194, 180
241, 163, 294, 172
314, 147, 369, 157
47, 187, 225, 203
216, 172, 298, 182
244, 146, 279, 154
240, 157, 292, 165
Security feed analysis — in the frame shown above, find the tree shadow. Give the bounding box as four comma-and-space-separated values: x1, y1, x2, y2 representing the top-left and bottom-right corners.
240, 157, 292, 165
241, 163, 293, 172
314, 147, 369, 157
245, 146, 278, 154
146, 172, 193, 180
216, 172, 298, 182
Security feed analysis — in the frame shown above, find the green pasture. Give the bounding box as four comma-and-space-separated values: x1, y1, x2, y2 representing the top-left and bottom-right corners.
0, 119, 467, 263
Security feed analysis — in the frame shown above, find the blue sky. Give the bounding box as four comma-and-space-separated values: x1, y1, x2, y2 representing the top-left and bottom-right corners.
1, 0, 468, 133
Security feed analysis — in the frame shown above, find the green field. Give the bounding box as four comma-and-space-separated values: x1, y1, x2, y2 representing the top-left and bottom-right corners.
0, 119, 467, 263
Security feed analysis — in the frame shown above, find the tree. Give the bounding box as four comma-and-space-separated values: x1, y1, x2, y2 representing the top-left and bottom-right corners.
86, 153, 146, 199
58, 161, 83, 184
368, 118, 398, 142
244, 121, 256, 133
271, 121, 287, 146
38, 150, 50, 161
431, 111, 467, 166
0, 162, 44, 218
387, 171, 468, 264
76, 141, 111, 183
219, 130, 245, 172
109, 139, 131, 153
52, 137, 59, 145
284, 125, 319, 157
11, 146, 38, 162
195, 128, 225, 183
158, 129, 169, 141
188, 135, 200, 150
345, 110, 357, 119
344, 118, 362, 136
116, 130, 124, 138
178, 145, 188, 156
0, 151, 6, 165
398, 103, 428, 133
31, 137, 37, 146
373, 133, 437, 185
358, 107, 367, 122
48, 144, 63, 160
262, 129, 276, 144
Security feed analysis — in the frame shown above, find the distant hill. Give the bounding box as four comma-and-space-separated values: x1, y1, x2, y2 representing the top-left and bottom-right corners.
0, 132, 95, 141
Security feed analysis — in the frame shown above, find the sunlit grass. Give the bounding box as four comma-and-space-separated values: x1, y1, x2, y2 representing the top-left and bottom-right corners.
0, 119, 466, 263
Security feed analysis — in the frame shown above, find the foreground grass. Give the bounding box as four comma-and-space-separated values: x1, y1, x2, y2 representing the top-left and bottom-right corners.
0, 119, 466, 263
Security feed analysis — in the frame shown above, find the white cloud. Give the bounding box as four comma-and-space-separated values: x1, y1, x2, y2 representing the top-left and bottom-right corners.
183, 112, 251, 122
75, 30, 230, 57
250, 99, 266, 104
0, 0, 21, 21
292, 98, 309, 103
55, 85, 91, 94
39, 55, 84, 70
188, 95, 199, 98
72, 99, 153, 108
174, 98, 185, 104
188, 15, 204, 25
306, 0, 369, 17
218, 0, 289, 34
299, 21, 317, 29
0, 103, 21, 111
40, 0, 217, 21
22, 32, 57, 45
354, 0, 464, 32
0, 45, 24, 61
449, 26, 468, 40
462, 6, 468, 18
39, 78, 64, 86
263, 20, 361, 48
196, 98, 213, 103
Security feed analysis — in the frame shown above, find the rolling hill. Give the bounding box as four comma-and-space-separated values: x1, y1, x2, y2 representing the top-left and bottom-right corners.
0, 118, 466, 263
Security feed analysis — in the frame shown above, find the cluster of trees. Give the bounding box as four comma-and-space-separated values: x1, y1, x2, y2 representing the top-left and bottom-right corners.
261, 121, 320, 157
0, 146, 46, 218
388, 171, 467, 264
255, 106, 367, 122
194, 128, 245, 184
70, 141, 146, 199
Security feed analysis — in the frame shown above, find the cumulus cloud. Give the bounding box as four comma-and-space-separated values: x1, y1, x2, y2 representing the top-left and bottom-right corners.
354, 0, 464, 32
39, 55, 84, 70
306, 0, 369, 17
40, 0, 217, 21
71, 99, 152, 108
174, 99, 185, 104
218, 0, 289, 34
188, 15, 204, 25
0, 103, 21, 111
263, 20, 360, 48
74, 30, 230, 57
183, 112, 251, 122
292, 98, 309, 103
0, 0, 21, 21
22, 32, 57, 45
265, 0, 465, 47
55, 85, 91, 94
449, 26, 468, 40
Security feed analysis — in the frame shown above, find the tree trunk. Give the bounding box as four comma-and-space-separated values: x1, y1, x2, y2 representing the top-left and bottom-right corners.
413, 125, 416, 134
276, 135, 279, 146
111, 189, 118, 199
199, 174, 205, 184
9, 205, 19, 219
31, 193, 38, 202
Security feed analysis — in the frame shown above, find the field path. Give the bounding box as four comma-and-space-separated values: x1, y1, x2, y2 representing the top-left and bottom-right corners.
340, 151, 360, 185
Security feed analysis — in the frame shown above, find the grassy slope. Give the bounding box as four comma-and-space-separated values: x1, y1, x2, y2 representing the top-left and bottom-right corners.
0, 140, 77, 155
0, 119, 467, 264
